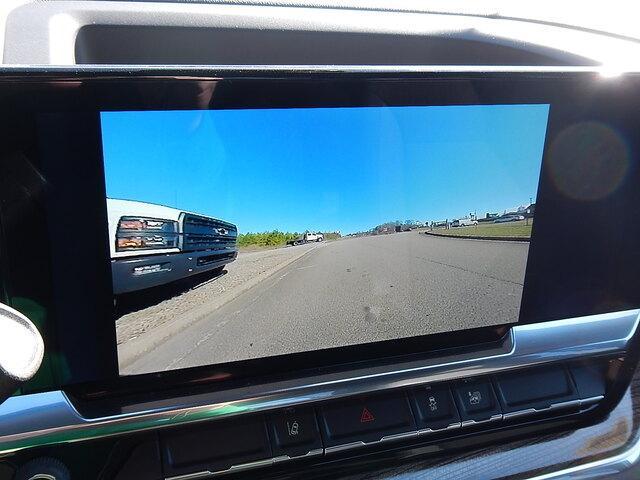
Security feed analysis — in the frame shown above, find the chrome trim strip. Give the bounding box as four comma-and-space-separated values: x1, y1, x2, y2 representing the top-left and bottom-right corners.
547, 399, 581, 412
165, 456, 278, 480
325, 430, 419, 456
502, 409, 537, 420
502, 399, 583, 420
380, 431, 419, 443
271, 455, 293, 465
580, 395, 605, 407
0, 309, 637, 455
460, 414, 503, 427
324, 441, 367, 454
417, 421, 461, 435
273, 448, 324, 462
0, 65, 640, 77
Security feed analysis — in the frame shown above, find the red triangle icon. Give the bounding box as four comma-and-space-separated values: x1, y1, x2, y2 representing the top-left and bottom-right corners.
360, 407, 375, 423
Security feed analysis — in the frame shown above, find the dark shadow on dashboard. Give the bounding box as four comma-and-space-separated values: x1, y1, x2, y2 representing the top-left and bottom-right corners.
114, 268, 228, 318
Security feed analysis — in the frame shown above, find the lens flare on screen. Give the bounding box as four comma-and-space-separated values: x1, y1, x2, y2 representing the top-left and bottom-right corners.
547, 121, 629, 201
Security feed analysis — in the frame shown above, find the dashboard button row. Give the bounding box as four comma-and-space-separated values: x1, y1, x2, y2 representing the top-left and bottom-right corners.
163, 362, 603, 479
317, 364, 584, 451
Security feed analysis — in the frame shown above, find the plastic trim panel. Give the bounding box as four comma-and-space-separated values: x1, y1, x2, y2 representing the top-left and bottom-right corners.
0, 309, 636, 455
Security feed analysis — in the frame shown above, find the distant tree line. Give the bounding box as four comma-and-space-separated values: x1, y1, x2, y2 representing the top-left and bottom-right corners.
237, 230, 341, 247
237, 231, 300, 247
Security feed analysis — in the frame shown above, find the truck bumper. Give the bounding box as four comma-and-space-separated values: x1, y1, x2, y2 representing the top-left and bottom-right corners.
111, 249, 238, 295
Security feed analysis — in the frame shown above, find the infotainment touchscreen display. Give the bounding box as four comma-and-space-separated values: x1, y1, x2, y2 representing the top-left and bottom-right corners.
101, 104, 550, 375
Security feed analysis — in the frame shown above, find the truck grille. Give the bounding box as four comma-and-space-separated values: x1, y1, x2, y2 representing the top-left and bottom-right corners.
181, 214, 237, 252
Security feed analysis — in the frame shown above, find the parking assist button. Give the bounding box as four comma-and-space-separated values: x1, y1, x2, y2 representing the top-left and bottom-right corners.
268, 407, 323, 457
454, 378, 502, 422
410, 385, 460, 430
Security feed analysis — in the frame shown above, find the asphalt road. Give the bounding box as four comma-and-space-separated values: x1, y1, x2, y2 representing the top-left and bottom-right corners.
123, 232, 528, 375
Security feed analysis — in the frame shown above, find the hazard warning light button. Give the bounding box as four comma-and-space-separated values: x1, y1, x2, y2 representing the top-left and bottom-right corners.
318, 392, 416, 447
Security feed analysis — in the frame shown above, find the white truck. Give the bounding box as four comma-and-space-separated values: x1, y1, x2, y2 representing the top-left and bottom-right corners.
107, 198, 238, 294
286, 232, 324, 246
451, 217, 478, 227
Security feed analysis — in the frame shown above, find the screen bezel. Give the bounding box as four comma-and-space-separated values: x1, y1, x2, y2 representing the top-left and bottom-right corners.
1, 68, 639, 399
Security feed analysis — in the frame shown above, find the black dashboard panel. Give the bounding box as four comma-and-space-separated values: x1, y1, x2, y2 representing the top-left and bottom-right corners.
2, 6, 640, 480
0, 68, 639, 480
0, 68, 638, 394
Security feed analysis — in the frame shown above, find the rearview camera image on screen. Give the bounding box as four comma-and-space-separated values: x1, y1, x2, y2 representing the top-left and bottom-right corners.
101, 104, 549, 375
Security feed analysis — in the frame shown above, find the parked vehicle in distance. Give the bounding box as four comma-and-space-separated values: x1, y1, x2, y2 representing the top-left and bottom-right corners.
451, 218, 478, 227
287, 232, 324, 246
107, 198, 238, 294
493, 214, 526, 223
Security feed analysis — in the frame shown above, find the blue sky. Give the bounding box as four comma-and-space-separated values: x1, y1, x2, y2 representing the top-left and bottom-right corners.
101, 104, 549, 234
